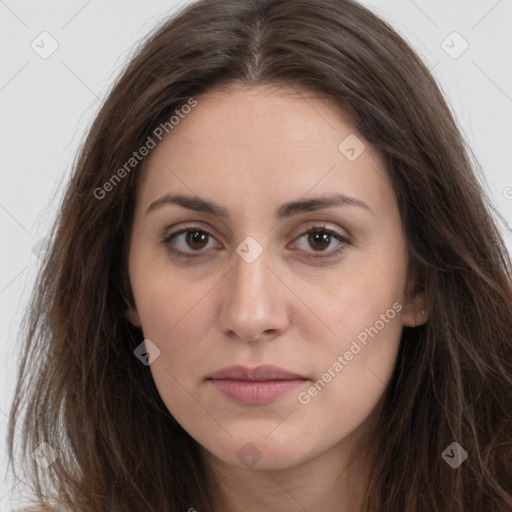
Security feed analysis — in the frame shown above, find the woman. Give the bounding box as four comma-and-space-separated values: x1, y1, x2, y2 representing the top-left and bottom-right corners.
8, 0, 512, 510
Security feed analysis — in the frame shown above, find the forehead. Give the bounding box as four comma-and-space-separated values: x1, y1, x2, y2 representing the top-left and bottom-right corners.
135, 85, 394, 219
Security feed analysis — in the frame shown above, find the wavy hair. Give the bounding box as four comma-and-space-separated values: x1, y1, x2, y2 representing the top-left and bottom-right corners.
8, 0, 512, 510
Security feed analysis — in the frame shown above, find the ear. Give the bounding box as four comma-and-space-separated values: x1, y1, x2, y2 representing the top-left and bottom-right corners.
402, 264, 429, 327
124, 307, 142, 327
401, 291, 428, 327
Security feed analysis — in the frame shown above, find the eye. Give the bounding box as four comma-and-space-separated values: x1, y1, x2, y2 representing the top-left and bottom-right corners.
161, 224, 349, 260
162, 227, 219, 256
291, 226, 349, 259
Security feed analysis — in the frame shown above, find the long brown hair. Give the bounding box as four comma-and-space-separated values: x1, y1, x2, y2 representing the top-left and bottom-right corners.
8, 0, 512, 510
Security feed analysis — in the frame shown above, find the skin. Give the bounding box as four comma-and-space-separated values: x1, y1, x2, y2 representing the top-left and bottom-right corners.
125, 85, 427, 512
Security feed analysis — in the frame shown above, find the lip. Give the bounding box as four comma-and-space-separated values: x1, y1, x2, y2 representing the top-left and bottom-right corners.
207, 365, 307, 405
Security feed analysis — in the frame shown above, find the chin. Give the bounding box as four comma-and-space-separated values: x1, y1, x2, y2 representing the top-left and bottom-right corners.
203, 434, 318, 472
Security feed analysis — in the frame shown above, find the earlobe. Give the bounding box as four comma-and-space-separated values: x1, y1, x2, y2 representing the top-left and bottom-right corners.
402, 292, 429, 327
124, 307, 142, 327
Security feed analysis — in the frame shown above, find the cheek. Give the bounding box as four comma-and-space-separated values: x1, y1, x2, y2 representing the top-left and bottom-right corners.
294, 240, 407, 407
130, 253, 216, 337
292, 292, 403, 452
297, 236, 408, 348
128, 252, 221, 403
132, 266, 220, 376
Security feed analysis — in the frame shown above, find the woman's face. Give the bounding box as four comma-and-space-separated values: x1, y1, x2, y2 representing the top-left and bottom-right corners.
125, 86, 426, 471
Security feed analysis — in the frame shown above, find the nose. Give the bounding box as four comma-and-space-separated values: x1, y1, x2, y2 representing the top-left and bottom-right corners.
218, 247, 290, 342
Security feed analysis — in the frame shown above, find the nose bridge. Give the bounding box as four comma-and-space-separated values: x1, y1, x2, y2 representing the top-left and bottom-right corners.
219, 242, 289, 340
230, 245, 274, 313
232, 250, 269, 299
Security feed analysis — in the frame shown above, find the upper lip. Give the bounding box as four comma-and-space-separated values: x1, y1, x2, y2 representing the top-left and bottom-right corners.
208, 365, 305, 381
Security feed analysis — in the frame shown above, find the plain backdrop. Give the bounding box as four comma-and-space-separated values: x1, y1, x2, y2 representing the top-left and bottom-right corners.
1, 0, 511, 508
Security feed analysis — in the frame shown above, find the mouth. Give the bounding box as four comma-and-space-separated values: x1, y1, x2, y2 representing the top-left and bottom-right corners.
207, 365, 308, 405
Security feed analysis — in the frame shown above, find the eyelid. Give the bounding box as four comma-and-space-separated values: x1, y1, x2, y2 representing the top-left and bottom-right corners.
290, 221, 348, 240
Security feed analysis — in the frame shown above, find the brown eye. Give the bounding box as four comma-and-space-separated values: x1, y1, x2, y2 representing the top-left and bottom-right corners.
162, 228, 218, 256
185, 230, 210, 250
308, 231, 332, 251
292, 227, 349, 259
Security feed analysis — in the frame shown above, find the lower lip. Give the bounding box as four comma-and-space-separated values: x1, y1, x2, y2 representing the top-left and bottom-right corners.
209, 378, 306, 405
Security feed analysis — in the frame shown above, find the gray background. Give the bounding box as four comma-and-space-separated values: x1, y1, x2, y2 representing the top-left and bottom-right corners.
1, 0, 511, 507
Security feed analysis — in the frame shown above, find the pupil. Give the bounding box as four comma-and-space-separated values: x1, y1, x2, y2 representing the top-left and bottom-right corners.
309, 231, 330, 251
187, 231, 208, 250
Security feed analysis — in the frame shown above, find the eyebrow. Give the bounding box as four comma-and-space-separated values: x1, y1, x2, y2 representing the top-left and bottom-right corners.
145, 192, 371, 218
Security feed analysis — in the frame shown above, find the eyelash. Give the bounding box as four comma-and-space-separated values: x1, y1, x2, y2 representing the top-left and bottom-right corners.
161, 224, 350, 260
